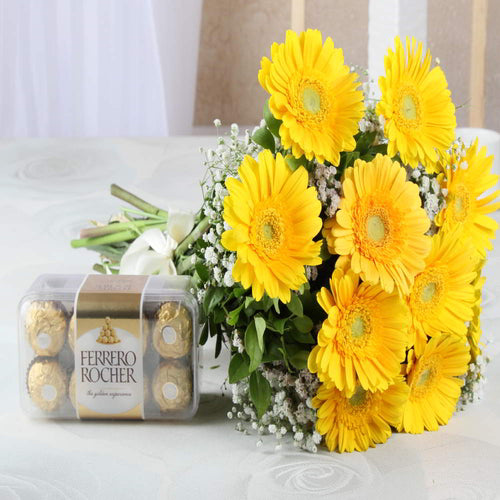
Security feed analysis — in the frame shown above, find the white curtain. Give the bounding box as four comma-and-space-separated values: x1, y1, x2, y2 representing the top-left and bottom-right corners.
0, 0, 202, 137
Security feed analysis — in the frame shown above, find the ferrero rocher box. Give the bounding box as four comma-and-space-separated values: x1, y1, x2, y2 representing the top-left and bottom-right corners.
18, 274, 199, 420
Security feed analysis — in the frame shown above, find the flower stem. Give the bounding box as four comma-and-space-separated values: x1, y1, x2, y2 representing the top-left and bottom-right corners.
71, 221, 166, 248
176, 255, 196, 275
110, 184, 168, 219
92, 245, 127, 263
79, 218, 166, 239
174, 216, 210, 258
93, 263, 118, 274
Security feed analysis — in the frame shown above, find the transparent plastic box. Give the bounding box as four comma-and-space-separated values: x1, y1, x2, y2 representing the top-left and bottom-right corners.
18, 274, 199, 420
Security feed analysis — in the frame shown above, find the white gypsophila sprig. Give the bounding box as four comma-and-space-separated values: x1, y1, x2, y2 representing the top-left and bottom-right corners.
228, 362, 322, 452
456, 349, 489, 411
358, 100, 385, 144
196, 120, 262, 304
407, 164, 446, 233
309, 162, 342, 218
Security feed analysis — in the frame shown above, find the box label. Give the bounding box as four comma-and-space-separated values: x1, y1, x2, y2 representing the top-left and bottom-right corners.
74, 275, 148, 419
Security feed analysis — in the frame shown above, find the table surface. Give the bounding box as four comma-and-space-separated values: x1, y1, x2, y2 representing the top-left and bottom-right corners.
1, 137, 499, 500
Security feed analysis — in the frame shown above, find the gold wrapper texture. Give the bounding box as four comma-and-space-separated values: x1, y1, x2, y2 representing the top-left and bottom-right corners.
25, 301, 67, 356
152, 302, 192, 359
27, 359, 68, 412
152, 360, 192, 412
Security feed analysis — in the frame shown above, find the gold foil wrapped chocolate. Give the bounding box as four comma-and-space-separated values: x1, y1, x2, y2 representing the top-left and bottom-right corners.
152, 360, 192, 412
25, 301, 67, 356
152, 302, 192, 359
27, 358, 68, 412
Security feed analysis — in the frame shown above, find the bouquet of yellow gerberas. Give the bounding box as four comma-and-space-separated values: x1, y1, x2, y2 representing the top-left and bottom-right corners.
72, 30, 499, 453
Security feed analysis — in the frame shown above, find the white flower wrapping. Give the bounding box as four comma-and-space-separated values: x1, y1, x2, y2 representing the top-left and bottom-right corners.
119, 210, 194, 275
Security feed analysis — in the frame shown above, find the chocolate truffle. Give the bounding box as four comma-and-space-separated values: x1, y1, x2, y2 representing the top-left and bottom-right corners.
27, 358, 68, 412
25, 301, 67, 356
152, 302, 192, 359
152, 360, 192, 412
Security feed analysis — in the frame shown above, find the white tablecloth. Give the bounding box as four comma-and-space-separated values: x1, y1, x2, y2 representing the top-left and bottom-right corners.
0, 137, 499, 500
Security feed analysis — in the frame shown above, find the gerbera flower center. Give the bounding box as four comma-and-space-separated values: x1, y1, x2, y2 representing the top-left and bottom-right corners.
410, 355, 440, 400
450, 184, 470, 222
291, 75, 330, 125
252, 207, 285, 257
402, 94, 417, 120
340, 304, 372, 351
350, 315, 366, 338
356, 204, 398, 257
421, 282, 436, 303
302, 87, 321, 114
411, 268, 445, 314
395, 85, 422, 131
366, 214, 386, 242
348, 385, 369, 407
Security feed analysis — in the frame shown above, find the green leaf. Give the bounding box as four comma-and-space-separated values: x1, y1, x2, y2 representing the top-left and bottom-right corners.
371, 144, 387, 155
249, 371, 272, 418
227, 303, 244, 326
288, 349, 310, 370
252, 127, 275, 153
254, 316, 266, 351
203, 287, 225, 315
215, 332, 222, 358
228, 353, 250, 383
285, 155, 307, 171
199, 321, 209, 345
195, 262, 209, 282
267, 317, 287, 334
245, 322, 263, 372
262, 339, 284, 362
319, 239, 330, 261
212, 307, 226, 324
234, 287, 246, 298
287, 293, 303, 317
344, 151, 360, 168
272, 298, 280, 314
356, 131, 377, 153
289, 330, 315, 344
263, 100, 282, 137
292, 315, 313, 333
260, 295, 274, 312
245, 296, 254, 309
203, 288, 214, 315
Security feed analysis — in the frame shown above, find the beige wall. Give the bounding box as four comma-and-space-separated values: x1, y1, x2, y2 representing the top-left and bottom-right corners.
427, 0, 472, 128
194, 0, 291, 126
486, 0, 500, 132
195, 0, 500, 131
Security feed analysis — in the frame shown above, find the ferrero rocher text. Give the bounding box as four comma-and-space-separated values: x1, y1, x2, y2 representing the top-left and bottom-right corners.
80, 350, 138, 383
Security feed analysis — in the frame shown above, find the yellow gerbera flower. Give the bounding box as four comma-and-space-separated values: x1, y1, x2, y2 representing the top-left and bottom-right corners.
376, 37, 456, 170
313, 378, 409, 452
399, 334, 469, 434
307, 262, 408, 396
258, 29, 364, 165
468, 271, 486, 361
221, 150, 322, 303
408, 228, 477, 355
324, 154, 431, 295
436, 139, 500, 257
